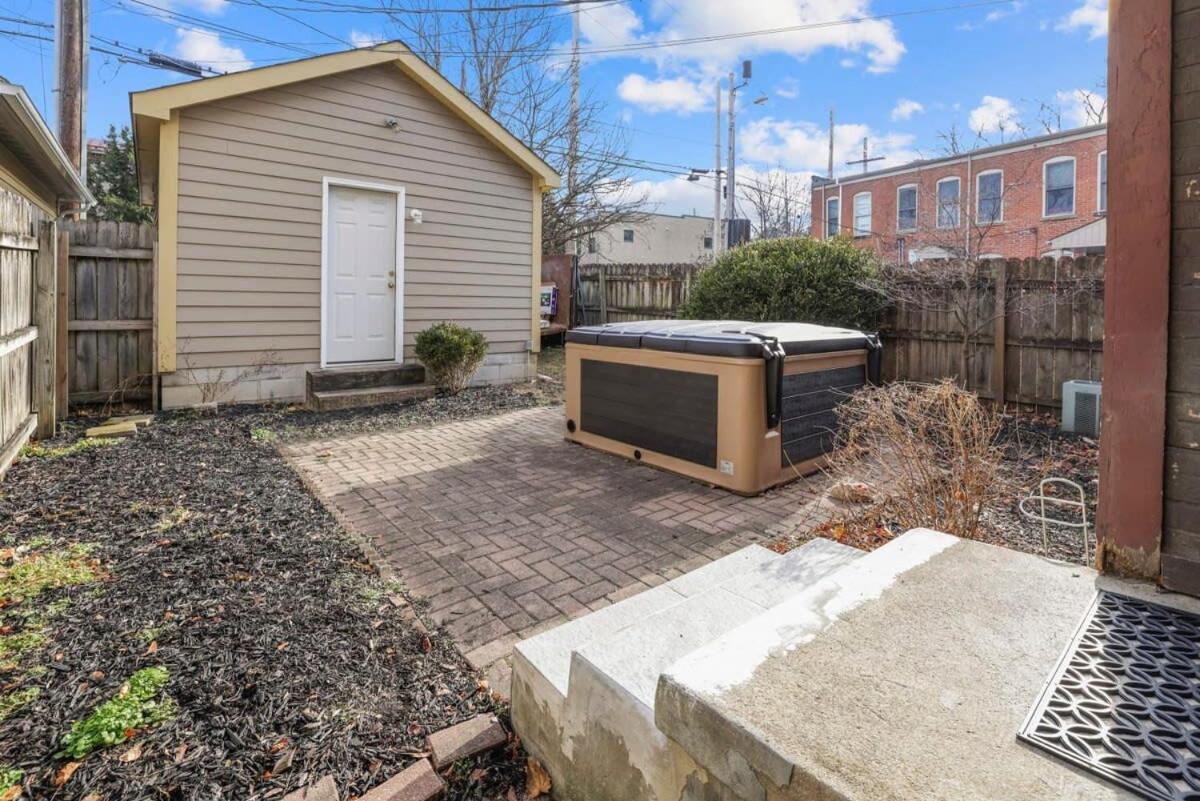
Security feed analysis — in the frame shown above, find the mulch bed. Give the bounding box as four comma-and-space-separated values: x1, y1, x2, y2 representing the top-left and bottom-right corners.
788, 413, 1099, 563
0, 386, 554, 800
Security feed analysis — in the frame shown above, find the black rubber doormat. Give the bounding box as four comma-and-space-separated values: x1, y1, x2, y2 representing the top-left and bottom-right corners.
1019, 592, 1200, 801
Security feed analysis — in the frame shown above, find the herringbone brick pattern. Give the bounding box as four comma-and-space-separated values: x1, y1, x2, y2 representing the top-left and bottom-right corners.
286, 406, 831, 667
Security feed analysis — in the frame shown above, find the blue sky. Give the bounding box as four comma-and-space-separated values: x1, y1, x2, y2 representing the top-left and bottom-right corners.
0, 0, 1107, 214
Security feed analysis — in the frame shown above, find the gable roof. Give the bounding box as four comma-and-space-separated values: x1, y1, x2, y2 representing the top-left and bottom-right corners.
130, 41, 560, 200
0, 80, 94, 213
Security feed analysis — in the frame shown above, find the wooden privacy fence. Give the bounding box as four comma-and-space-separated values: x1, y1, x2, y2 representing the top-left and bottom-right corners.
575, 262, 702, 325
0, 189, 57, 477
881, 256, 1105, 410
64, 220, 156, 405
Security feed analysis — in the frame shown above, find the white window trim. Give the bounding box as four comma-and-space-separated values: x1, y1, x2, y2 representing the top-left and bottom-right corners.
896, 184, 918, 233
935, 176, 961, 229
1097, 150, 1108, 213
975, 169, 1004, 225
826, 196, 840, 237
852, 191, 872, 238
319, 176, 406, 370
1043, 155, 1077, 218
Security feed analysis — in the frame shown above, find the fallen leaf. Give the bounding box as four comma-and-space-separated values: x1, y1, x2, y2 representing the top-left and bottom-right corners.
407, 723, 423, 737
174, 743, 188, 763
268, 738, 289, 754
53, 762, 81, 787
82, 795, 102, 801
420, 636, 432, 653
90, 670, 105, 681
0, 786, 21, 801
470, 767, 488, 782
142, 640, 158, 657
271, 748, 295, 776
119, 742, 143, 763
276, 642, 288, 652
0, 547, 13, 562
526, 756, 551, 798
506, 788, 518, 801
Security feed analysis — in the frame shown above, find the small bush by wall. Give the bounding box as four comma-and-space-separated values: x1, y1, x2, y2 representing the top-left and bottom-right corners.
678, 237, 885, 330
415, 323, 489, 394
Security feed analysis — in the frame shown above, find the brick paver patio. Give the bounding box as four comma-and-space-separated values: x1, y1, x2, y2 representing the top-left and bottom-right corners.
285, 406, 832, 678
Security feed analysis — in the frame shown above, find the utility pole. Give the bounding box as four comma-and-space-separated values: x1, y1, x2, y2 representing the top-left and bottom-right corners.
56, 0, 86, 213
827, 107, 835, 179
713, 80, 722, 256
567, 0, 580, 256
846, 136, 885, 174
726, 60, 751, 246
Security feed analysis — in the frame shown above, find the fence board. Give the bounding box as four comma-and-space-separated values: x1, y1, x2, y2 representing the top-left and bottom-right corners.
880, 256, 1104, 411
575, 263, 701, 325
64, 220, 156, 404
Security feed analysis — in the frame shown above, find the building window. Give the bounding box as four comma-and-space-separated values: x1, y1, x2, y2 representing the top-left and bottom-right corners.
623, 228, 634, 243
897, 185, 918, 232
826, 197, 840, 237
936, 177, 960, 229
1044, 157, 1076, 217
852, 192, 871, 237
976, 170, 1003, 225
1098, 151, 1107, 213
704, 236, 713, 249
587, 237, 597, 254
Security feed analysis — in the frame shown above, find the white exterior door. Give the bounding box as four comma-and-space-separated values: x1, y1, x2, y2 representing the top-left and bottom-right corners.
325, 185, 399, 364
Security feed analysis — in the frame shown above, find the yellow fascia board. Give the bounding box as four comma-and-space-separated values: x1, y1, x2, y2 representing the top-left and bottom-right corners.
156, 110, 179, 374
530, 178, 544, 353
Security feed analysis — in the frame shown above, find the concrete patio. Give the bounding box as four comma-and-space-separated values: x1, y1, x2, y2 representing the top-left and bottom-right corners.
285, 405, 835, 685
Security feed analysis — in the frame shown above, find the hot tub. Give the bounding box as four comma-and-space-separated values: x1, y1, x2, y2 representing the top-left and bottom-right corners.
564, 320, 881, 495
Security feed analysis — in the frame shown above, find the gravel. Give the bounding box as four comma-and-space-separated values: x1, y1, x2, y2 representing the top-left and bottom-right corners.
0, 386, 549, 800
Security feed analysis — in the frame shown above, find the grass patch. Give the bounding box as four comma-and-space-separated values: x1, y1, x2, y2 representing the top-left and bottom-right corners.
0, 543, 98, 605
0, 687, 39, 723
0, 629, 45, 666
0, 766, 22, 794
250, 427, 276, 443
154, 507, 193, 533
21, 438, 118, 460
58, 666, 175, 759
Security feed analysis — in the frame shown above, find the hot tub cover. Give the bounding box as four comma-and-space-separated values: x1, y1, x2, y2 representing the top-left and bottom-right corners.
566, 320, 878, 358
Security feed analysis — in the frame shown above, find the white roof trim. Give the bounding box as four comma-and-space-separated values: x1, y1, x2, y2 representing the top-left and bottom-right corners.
0, 81, 94, 207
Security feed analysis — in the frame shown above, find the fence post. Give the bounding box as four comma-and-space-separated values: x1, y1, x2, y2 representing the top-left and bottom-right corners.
598, 264, 608, 324
33, 221, 57, 439
991, 260, 1008, 405
55, 227, 69, 419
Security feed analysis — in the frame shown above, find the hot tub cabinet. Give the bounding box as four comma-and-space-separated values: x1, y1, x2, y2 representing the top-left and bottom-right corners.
564, 321, 881, 495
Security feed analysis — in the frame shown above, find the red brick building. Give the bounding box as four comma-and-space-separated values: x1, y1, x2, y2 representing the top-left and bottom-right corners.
810, 125, 1107, 263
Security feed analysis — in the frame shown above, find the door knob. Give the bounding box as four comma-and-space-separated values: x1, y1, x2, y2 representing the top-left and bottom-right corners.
387, 280, 396, 289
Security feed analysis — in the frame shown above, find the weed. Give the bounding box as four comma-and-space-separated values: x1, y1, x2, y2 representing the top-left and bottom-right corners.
24, 535, 52, 550
138, 626, 161, 644
21, 438, 118, 460
250, 428, 276, 443
0, 766, 22, 793
0, 544, 99, 604
154, 507, 193, 533
0, 687, 39, 722
0, 629, 45, 666
58, 666, 176, 758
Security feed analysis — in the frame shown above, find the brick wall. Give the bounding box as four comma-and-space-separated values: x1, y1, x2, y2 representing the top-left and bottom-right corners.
812, 127, 1107, 262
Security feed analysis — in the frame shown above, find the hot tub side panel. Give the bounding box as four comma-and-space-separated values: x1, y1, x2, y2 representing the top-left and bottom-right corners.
564, 344, 775, 494
776, 351, 870, 479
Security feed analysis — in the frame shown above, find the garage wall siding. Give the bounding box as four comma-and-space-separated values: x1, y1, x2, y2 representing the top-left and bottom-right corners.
171, 62, 534, 384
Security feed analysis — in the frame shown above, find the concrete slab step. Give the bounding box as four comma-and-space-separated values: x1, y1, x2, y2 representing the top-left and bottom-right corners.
307, 384, 435, 412
512, 539, 864, 801
511, 544, 779, 789
307, 362, 425, 393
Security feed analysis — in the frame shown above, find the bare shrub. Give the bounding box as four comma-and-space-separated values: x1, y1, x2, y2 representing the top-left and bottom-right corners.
179, 348, 280, 408
826, 380, 1004, 540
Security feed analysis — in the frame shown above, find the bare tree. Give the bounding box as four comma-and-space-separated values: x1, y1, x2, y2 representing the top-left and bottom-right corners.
384, 2, 646, 253
738, 168, 810, 239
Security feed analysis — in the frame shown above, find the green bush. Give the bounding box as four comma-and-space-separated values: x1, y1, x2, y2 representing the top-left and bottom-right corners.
679, 236, 885, 330
415, 322, 489, 393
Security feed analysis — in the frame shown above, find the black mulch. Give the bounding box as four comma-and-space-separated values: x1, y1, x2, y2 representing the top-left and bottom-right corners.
0, 387, 556, 801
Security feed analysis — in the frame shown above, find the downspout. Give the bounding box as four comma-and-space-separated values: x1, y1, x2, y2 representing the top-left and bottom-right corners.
965, 151, 973, 258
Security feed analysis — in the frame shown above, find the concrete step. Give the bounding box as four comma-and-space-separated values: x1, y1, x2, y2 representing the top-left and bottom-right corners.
307, 362, 425, 393
511, 539, 864, 801
511, 544, 779, 787
307, 384, 436, 412
557, 539, 863, 801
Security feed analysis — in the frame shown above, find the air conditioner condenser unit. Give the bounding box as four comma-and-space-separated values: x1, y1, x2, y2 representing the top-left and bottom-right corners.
1062, 380, 1101, 438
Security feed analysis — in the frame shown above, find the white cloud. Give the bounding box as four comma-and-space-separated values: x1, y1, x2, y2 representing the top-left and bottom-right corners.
1055, 88, 1107, 128
580, 2, 644, 48
187, 0, 227, 12
1057, 0, 1107, 39
890, 99, 924, 121
985, 1, 1024, 23
617, 74, 709, 114
174, 28, 252, 73
775, 78, 800, 100
968, 95, 1020, 135
349, 30, 384, 49
739, 116, 918, 175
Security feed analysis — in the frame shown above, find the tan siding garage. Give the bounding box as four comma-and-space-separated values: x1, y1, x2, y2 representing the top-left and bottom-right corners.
131, 44, 558, 407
